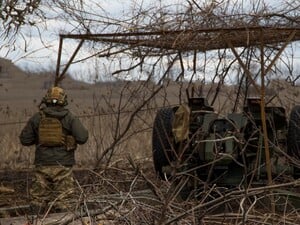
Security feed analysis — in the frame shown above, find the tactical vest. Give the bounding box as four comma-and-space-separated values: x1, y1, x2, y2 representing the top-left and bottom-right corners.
38, 111, 66, 147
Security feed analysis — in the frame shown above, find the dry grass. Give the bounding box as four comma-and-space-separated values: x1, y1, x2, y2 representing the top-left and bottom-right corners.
1, 74, 300, 170
1, 70, 300, 224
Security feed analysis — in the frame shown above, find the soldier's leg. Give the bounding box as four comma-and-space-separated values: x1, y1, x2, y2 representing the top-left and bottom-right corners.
51, 166, 76, 211
30, 166, 53, 213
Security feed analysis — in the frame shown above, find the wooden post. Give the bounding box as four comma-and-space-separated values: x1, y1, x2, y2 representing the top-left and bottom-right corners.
259, 29, 275, 214
55, 36, 63, 86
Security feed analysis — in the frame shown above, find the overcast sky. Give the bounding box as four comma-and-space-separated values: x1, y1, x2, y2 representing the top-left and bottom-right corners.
1, 0, 299, 83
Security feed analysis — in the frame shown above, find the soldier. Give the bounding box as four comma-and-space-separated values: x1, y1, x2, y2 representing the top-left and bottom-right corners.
19, 86, 88, 213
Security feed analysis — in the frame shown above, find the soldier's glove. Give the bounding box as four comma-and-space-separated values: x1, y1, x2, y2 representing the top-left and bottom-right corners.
66, 135, 77, 151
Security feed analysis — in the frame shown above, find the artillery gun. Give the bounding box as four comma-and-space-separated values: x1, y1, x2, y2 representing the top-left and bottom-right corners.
152, 94, 300, 192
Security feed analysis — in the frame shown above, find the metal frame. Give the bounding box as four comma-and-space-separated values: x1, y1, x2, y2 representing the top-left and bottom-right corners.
54, 26, 300, 200
55, 26, 300, 85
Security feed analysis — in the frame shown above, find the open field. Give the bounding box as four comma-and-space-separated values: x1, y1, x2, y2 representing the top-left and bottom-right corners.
1, 60, 300, 224
0, 59, 240, 170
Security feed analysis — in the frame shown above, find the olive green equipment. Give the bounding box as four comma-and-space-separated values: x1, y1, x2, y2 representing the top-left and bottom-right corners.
152, 92, 300, 207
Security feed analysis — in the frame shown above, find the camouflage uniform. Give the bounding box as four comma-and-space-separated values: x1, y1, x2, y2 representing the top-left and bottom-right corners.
30, 166, 75, 210
19, 87, 88, 212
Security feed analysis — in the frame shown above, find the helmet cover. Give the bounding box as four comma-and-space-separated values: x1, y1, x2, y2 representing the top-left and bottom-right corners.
43, 86, 67, 106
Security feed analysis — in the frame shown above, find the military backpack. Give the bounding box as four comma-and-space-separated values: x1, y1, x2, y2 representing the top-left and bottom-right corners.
38, 111, 66, 147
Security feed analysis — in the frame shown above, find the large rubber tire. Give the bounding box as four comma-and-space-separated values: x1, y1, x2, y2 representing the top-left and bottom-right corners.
152, 107, 175, 179
287, 105, 300, 160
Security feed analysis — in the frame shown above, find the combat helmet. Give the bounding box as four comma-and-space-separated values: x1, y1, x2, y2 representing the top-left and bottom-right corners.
43, 86, 68, 106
